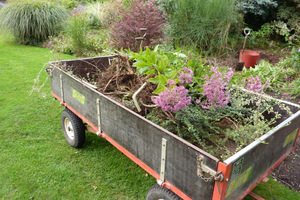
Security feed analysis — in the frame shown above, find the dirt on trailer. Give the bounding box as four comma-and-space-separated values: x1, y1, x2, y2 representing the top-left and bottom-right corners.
95, 54, 156, 115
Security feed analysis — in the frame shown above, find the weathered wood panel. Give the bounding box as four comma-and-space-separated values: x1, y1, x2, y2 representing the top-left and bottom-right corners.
49, 58, 220, 199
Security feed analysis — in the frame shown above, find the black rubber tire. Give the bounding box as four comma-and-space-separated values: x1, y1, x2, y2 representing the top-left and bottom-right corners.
61, 108, 85, 148
145, 184, 182, 200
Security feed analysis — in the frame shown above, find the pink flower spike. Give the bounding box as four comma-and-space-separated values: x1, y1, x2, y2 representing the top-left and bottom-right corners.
179, 67, 194, 85
201, 67, 232, 109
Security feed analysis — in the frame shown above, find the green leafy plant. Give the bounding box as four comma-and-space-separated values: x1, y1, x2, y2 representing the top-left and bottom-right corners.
0, 0, 66, 45
290, 47, 300, 71
131, 47, 186, 94
65, 5, 90, 56
43, 30, 110, 57
285, 79, 300, 98
43, 35, 74, 55
224, 86, 286, 151
233, 60, 297, 92
248, 0, 300, 46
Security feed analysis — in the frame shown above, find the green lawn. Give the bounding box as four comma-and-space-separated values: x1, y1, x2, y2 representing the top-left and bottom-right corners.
0, 36, 299, 200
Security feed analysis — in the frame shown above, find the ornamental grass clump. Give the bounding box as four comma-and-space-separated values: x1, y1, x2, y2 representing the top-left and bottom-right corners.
0, 0, 67, 45
167, 0, 238, 55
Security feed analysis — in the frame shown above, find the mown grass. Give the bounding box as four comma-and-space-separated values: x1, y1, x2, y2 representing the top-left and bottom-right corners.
0, 35, 299, 200
0, 36, 155, 199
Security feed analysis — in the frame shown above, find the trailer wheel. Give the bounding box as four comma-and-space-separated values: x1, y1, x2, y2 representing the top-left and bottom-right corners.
61, 108, 85, 148
146, 184, 182, 200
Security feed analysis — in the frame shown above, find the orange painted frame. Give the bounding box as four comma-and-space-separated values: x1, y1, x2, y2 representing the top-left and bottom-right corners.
212, 162, 232, 200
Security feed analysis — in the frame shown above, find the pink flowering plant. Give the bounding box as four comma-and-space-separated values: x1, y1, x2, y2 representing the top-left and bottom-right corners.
242, 75, 263, 92
197, 67, 233, 109
151, 79, 191, 112
178, 67, 194, 85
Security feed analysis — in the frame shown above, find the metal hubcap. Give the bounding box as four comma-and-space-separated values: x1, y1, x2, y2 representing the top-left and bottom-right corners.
64, 117, 74, 140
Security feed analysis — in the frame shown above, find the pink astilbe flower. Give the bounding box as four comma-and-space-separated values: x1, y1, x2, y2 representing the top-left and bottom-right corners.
152, 82, 191, 112
282, 92, 292, 99
179, 67, 194, 85
243, 75, 263, 92
200, 67, 233, 109
167, 79, 176, 86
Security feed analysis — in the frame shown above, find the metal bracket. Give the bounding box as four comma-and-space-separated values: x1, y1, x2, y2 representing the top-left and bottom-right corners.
45, 65, 53, 77
60, 74, 64, 104
197, 155, 224, 182
96, 98, 102, 135
157, 138, 167, 186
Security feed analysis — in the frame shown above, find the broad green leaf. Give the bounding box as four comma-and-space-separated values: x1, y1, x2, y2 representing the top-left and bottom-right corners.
148, 76, 160, 84
148, 74, 167, 85
145, 69, 156, 75
153, 45, 159, 52
158, 74, 168, 85
153, 85, 166, 94
133, 61, 150, 68
131, 53, 146, 62
173, 52, 187, 58
145, 47, 157, 65
138, 66, 152, 75
157, 55, 169, 72
164, 68, 180, 80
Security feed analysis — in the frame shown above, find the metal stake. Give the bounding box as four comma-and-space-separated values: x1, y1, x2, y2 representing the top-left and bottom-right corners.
96, 98, 102, 135
157, 138, 167, 185
60, 74, 64, 104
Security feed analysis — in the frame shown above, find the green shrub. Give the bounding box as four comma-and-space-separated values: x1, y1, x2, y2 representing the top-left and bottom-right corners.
245, 0, 299, 46
64, 5, 90, 56
236, 0, 278, 30
0, 0, 67, 45
43, 35, 74, 55
43, 30, 110, 57
167, 0, 238, 55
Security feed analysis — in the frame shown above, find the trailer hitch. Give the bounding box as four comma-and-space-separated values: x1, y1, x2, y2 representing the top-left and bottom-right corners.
197, 155, 224, 182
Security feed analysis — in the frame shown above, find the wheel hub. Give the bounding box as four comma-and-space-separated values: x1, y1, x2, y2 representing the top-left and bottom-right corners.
64, 117, 75, 140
